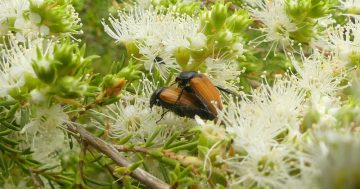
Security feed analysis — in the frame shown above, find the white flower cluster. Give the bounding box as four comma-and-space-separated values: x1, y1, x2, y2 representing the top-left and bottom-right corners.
218, 51, 352, 188
102, 7, 206, 78
0, 0, 81, 41
248, 0, 297, 52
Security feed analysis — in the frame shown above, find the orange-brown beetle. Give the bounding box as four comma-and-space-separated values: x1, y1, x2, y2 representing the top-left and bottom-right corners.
175, 71, 223, 117
150, 86, 215, 120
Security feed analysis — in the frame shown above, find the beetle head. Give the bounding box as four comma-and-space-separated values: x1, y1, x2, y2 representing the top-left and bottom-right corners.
175, 71, 199, 86
150, 88, 164, 108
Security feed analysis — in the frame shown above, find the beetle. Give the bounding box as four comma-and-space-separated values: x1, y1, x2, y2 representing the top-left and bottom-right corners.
175, 71, 223, 117
150, 86, 215, 120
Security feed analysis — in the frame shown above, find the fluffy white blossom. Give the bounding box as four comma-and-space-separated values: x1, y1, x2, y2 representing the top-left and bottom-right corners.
327, 18, 360, 65
0, 37, 37, 97
0, 0, 29, 22
204, 57, 242, 91
0, 36, 54, 98
248, 0, 296, 54
0, 0, 81, 41
340, 0, 360, 11
305, 130, 360, 188
225, 144, 309, 188
18, 104, 70, 167
290, 52, 348, 97
221, 77, 305, 146
102, 7, 204, 77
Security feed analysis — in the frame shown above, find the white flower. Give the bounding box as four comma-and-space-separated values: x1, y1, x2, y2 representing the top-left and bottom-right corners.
242, 0, 264, 7
225, 144, 308, 189
21, 104, 69, 134
189, 33, 207, 50
309, 95, 341, 128
340, 0, 360, 11
218, 77, 305, 166
136, 42, 177, 79
0, 0, 29, 23
248, 0, 297, 54
204, 57, 242, 92
13, 12, 50, 42
0, 36, 53, 98
102, 6, 204, 78
327, 19, 360, 64
18, 104, 70, 167
103, 7, 200, 51
306, 130, 360, 189
290, 52, 348, 97
0, 36, 36, 97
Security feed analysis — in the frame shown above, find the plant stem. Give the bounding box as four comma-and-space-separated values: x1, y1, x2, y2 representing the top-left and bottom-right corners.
68, 124, 170, 189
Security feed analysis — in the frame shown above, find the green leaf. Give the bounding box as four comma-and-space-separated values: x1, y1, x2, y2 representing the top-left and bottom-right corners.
169, 141, 198, 152
145, 127, 162, 147
0, 120, 20, 131
0, 143, 22, 153
0, 129, 12, 136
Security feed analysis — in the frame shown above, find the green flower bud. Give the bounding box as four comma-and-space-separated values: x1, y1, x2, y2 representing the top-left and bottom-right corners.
190, 33, 208, 61
214, 29, 234, 48
200, 11, 213, 35
8, 87, 28, 100
101, 75, 126, 97
174, 47, 191, 69
285, 0, 312, 21
225, 10, 252, 33
308, 0, 332, 18
210, 1, 230, 28
53, 41, 76, 69
55, 76, 86, 98
32, 48, 58, 84
175, 2, 201, 15
117, 61, 142, 82
190, 49, 207, 63
52, 41, 97, 76
348, 51, 360, 67
290, 23, 314, 43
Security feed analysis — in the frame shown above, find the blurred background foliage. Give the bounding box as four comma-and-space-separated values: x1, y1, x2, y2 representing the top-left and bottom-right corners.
74, 0, 127, 75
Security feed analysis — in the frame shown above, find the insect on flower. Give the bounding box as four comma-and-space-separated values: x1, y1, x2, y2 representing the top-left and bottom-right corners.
150, 71, 223, 120
175, 71, 223, 117
150, 86, 215, 120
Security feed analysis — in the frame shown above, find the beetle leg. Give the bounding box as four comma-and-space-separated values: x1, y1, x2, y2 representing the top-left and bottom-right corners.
156, 108, 170, 123
174, 88, 185, 105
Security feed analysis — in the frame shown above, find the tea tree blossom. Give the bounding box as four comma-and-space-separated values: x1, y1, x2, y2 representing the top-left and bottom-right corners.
0, 36, 40, 97
327, 18, 360, 66
18, 104, 70, 168
248, 0, 297, 53
102, 6, 203, 77
0, 0, 82, 41
340, 0, 360, 12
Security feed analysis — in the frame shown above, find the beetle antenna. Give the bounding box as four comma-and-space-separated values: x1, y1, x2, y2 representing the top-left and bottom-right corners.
216, 86, 241, 98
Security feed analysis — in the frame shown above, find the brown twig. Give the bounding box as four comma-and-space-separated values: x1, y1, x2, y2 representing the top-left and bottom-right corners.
68, 124, 169, 189
30, 169, 44, 189
78, 141, 87, 189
